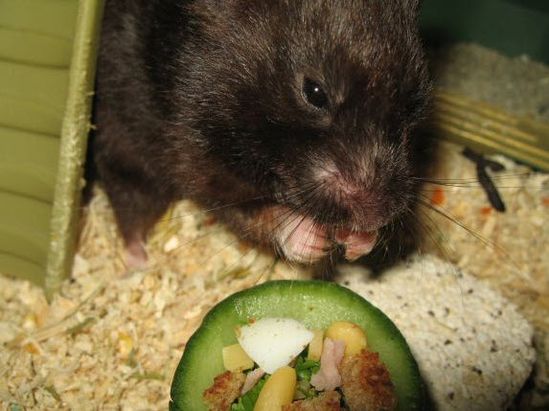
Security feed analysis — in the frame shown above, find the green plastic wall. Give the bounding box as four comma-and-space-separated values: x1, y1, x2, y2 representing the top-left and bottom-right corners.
421, 0, 549, 64
0, 0, 103, 297
0, 0, 77, 286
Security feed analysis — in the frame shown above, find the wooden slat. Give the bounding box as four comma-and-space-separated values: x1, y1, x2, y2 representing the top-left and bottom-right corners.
431, 90, 549, 170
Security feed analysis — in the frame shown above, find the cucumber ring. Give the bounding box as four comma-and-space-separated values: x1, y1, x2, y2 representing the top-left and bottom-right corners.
170, 280, 425, 410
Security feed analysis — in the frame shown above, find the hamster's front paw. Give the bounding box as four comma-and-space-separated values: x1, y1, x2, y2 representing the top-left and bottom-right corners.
335, 229, 378, 261
269, 207, 378, 263
124, 239, 148, 270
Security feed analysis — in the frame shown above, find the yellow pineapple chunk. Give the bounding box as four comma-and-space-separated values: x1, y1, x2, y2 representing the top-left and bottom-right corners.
254, 366, 296, 411
325, 321, 367, 357
307, 329, 324, 361
222, 343, 254, 371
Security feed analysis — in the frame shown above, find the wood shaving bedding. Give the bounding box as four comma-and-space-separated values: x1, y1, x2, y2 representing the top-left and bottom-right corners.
0, 141, 547, 410
0, 189, 310, 410
421, 142, 549, 409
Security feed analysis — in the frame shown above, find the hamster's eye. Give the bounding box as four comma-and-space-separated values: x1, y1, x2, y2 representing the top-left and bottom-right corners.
302, 78, 328, 109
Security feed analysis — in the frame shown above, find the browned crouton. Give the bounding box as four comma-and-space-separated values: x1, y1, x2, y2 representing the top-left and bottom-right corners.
340, 350, 397, 411
203, 370, 246, 411
283, 390, 341, 410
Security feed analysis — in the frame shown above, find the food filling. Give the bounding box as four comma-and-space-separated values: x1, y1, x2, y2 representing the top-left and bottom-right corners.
203, 318, 397, 411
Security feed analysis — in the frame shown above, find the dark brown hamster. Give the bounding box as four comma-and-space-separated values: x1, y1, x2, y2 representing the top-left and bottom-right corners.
93, 0, 432, 267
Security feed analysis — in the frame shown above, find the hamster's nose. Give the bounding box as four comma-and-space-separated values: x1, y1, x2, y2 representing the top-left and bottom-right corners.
311, 159, 391, 231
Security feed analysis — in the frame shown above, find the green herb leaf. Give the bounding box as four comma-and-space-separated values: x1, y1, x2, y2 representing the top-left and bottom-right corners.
231, 375, 267, 411
295, 357, 320, 381
294, 356, 321, 399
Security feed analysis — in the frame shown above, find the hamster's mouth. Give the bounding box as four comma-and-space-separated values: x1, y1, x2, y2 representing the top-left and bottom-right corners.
270, 205, 378, 263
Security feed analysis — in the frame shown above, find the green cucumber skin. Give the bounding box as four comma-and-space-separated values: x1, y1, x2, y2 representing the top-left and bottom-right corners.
170, 280, 426, 411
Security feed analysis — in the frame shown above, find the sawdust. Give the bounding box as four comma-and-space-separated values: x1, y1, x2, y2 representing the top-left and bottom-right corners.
0, 187, 312, 410
0, 140, 547, 410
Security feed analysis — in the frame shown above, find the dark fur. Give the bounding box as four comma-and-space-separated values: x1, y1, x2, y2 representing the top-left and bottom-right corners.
94, 0, 431, 257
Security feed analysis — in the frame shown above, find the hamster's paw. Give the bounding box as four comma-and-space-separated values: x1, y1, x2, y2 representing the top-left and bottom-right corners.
124, 239, 148, 270
335, 229, 378, 261
275, 212, 330, 263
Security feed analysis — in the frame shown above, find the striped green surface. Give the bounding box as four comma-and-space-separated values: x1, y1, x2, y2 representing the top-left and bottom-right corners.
421, 0, 549, 65
0, 0, 103, 292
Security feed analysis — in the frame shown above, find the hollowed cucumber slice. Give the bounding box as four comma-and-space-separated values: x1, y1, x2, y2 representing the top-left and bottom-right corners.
170, 280, 425, 410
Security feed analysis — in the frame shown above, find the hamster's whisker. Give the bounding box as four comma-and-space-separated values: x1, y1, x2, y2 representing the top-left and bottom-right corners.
415, 195, 524, 275
293, 187, 333, 259
194, 225, 281, 285
411, 171, 532, 189
196, 230, 261, 272
273, 185, 325, 254
190, 181, 325, 277
277, 181, 322, 204
414, 206, 452, 259
416, 194, 489, 245
412, 207, 469, 318
221, 195, 306, 257
151, 225, 233, 261
381, 220, 399, 262
172, 200, 300, 272
164, 182, 320, 236
153, 195, 270, 224
261, 192, 314, 237
251, 257, 279, 285
386, 218, 402, 260
79, 192, 271, 224
273, 185, 323, 230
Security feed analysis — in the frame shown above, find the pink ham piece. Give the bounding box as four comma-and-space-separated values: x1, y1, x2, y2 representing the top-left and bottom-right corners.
310, 338, 346, 391
241, 368, 266, 395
